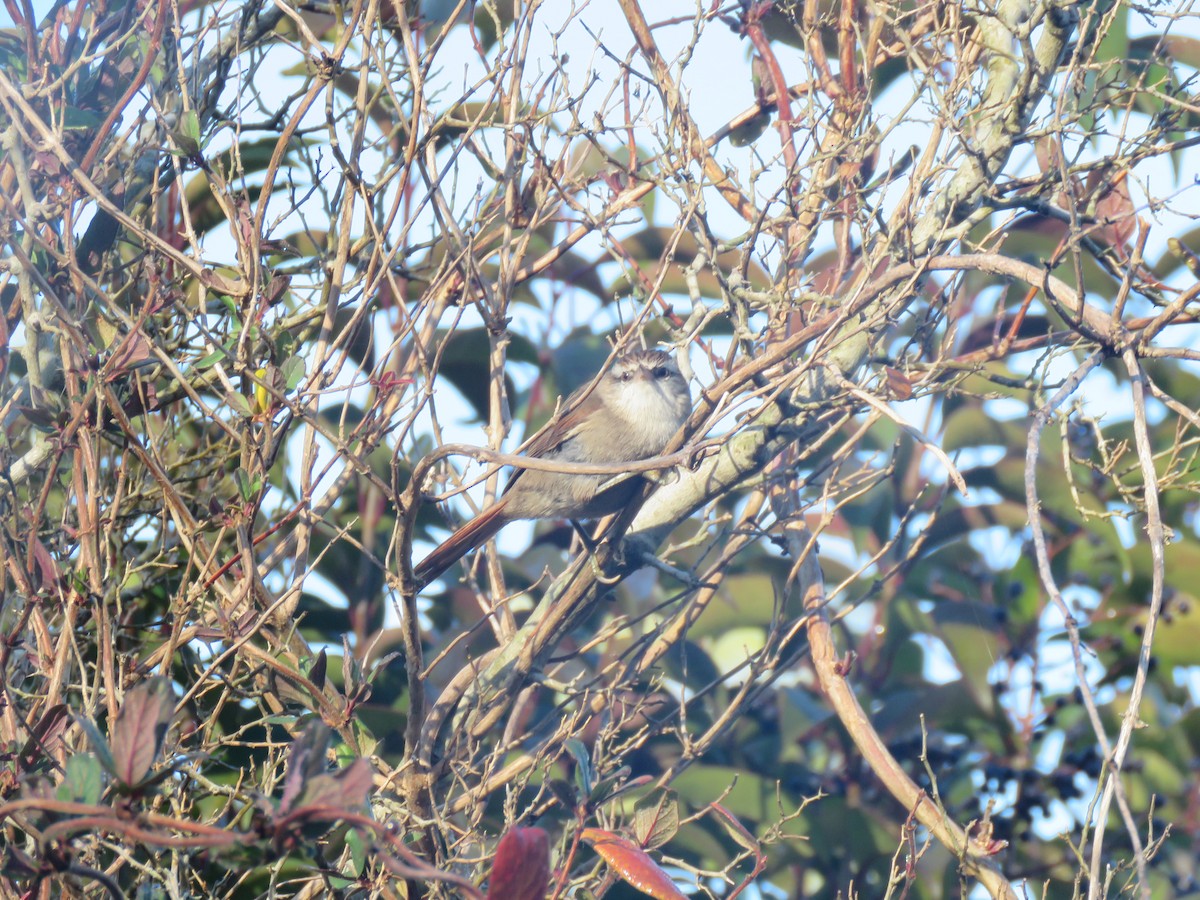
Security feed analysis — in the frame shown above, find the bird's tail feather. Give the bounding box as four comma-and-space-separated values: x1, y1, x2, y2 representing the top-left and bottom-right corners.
413, 503, 509, 589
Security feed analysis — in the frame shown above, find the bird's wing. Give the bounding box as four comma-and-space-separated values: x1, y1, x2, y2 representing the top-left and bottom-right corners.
500, 382, 594, 494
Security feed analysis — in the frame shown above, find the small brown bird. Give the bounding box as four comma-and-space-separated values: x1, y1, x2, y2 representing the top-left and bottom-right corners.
414, 349, 692, 587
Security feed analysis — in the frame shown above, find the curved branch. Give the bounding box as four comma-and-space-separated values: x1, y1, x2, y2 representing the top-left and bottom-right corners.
795, 533, 1020, 899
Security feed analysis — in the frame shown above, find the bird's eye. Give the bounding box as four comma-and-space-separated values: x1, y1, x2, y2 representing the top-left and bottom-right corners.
653, 366, 670, 379
620, 370, 633, 381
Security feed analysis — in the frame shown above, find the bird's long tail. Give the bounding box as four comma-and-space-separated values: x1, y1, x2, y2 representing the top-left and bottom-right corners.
413, 502, 509, 589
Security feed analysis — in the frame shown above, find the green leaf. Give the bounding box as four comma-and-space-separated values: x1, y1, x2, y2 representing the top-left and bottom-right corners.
62, 106, 105, 131
76, 716, 117, 778
228, 393, 253, 417
234, 468, 260, 502
58, 754, 104, 805
194, 346, 228, 370
591, 767, 644, 808
281, 354, 306, 390
563, 738, 594, 798
633, 790, 679, 850
345, 826, 368, 876
181, 109, 201, 144
172, 108, 203, 156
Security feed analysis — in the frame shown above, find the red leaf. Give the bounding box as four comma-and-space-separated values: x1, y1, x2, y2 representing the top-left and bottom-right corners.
280, 722, 331, 814
581, 828, 687, 900
1033, 135, 1065, 174
884, 366, 914, 400
280, 723, 375, 817
110, 678, 175, 788
106, 330, 155, 377
293, 757, 373, 813
486, 827, 550, 900
710, 803, 760, 855
29, 539, 59, 591
19, 704, 70, 773
1086, 169, 1137, 254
